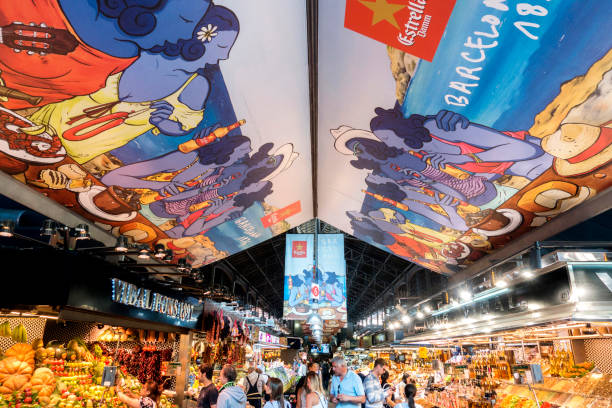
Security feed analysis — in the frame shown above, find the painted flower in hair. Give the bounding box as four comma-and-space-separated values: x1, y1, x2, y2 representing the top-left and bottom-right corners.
197, 24, 218, 42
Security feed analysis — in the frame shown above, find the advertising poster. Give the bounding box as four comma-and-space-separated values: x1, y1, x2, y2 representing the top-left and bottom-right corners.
318, 1, 612, 275
316, 234, 347, 325
0, 1, 312, 267
283, 234, 315, 320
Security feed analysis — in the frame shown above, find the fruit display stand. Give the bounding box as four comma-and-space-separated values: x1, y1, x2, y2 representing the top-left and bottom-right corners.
0, 316, 186, 408
0, 339, 179, 408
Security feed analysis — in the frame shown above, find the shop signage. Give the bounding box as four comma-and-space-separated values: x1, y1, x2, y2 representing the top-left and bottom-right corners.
111, 279, 195, 322
344, 0, 456, 61
258, 331, 280, 345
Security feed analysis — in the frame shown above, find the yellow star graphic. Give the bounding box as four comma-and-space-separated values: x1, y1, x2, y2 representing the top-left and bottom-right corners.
359, 0, 405, 30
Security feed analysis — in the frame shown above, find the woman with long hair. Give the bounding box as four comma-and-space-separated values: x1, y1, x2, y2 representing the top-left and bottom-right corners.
304, 372, 327, 408
263, 378, 290, 408
386, 383, 421, 408
394, 374, 411, 403
116, 380, 163, 408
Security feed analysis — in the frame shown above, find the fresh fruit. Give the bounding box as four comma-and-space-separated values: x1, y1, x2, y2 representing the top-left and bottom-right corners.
54, 347, 66, 361
30, 368, 55, 399
0, 322, 11, 338
5, 344, 35, 368
31, 340, 43, 351
0, 357, 33, 394
10, 325, 26, 344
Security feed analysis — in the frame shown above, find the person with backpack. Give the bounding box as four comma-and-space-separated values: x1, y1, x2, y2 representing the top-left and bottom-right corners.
240, 362, 266, 408
321, 360, 331, 391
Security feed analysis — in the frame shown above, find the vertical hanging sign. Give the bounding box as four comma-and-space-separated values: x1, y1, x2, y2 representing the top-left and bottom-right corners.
283, 234, 315, 320
317, 234, 347, 326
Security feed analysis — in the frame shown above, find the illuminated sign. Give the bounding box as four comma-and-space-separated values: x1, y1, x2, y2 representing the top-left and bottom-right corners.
111, 279, 195, 322
258, 331, 279, 345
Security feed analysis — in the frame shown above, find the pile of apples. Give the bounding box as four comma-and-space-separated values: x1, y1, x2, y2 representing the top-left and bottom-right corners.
0, 388, 41, 408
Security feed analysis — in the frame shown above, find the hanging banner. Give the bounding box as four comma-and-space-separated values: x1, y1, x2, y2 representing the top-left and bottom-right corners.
283, 234, 315, 320
316, 234, 347, 325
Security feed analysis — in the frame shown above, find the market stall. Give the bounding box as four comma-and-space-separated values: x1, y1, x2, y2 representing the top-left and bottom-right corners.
0, 268, 206, 408
0, 314, 182, 408
370, 260, 612, 408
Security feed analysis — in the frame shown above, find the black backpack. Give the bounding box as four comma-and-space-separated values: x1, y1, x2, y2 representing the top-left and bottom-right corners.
246, 374, 261, 402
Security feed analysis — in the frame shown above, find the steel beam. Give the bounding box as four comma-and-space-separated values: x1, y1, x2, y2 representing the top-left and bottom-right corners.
245, 250, 284, 306
0, 171, 114, 245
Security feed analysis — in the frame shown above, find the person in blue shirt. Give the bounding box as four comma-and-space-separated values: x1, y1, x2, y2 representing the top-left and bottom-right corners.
329, 357, 365, 408
363, 359, 394, 408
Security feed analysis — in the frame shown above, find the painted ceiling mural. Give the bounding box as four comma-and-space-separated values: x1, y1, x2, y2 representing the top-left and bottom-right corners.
1, 0, 612, 276
318, 1, 612, 274
0, 0, 312, 266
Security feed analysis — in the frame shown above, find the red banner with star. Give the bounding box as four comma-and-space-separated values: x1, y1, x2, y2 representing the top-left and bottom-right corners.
344, 0, 456, 62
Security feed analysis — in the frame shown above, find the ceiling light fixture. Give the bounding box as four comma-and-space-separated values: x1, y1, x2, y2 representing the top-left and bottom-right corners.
138, 245, 150, 259
459, 289, 472, 301
40, 220, 56, 236
177, 258, 190, 273
496, 279, 508, 288
416, 310, 424, 319
115, 235, 129, 252
154, 244, 166, 259
74, 224, 90, 240
0, 220, 14, 237
522, 270, 534, 279
401, 314, 411, 324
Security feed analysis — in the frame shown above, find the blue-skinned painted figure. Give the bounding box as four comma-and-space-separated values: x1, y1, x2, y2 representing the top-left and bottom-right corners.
364, 173, 469, 231
288, 269, 313, 308
347, 210, 453, 272
149, 143, 296, 237
101, 125, 252, 195
369, 104, 553, 181
0, 1, 213, 109
28, 4, 239, 164
321, 272, 345, 308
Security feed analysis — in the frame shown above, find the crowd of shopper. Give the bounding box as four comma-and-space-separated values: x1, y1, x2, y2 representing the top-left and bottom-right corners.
188, 355, 420, 408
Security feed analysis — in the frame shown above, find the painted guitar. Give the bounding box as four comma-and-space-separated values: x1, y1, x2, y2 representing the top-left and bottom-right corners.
0, 22, 78, 55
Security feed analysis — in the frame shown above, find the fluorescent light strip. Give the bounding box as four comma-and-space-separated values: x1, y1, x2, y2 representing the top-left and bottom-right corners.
431, 288, 509, 316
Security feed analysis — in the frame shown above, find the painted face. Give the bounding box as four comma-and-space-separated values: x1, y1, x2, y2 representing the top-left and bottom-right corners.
141, 0, 210, 48
347, 140, 364, 157
203, 30, 239, 65
179, 30, 238, 71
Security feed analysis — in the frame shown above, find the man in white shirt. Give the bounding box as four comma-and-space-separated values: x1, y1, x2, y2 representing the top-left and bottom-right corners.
240, 362, 267, 408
